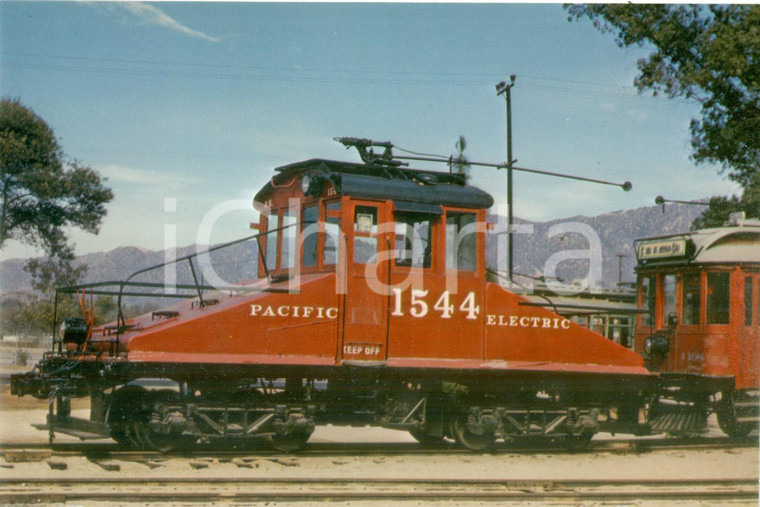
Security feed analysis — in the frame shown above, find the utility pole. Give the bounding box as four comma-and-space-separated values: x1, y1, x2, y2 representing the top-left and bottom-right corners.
616, 253, 626, 286
496, 75, 517, 283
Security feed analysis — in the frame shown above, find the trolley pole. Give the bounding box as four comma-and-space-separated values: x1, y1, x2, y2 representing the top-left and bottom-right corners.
496, 75, 517, 282
654, 195, 710, 213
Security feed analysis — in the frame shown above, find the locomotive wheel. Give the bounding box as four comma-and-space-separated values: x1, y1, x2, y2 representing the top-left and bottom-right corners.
110, 424, 142, 449
133, 390, 197, 452
450, 413, 496, 451
565, 433, 594, 451
408, 427, 446, 447
134, 424, 195, 453
107, 386, 149, 449
267, 431, 312, 452
717, 392, 755, 439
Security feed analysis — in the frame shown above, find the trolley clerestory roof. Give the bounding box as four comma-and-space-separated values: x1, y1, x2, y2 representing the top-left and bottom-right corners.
635, 216, 760, 268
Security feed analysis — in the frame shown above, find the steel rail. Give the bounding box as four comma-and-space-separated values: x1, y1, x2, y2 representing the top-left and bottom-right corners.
1, 436, 756, 458
1, 477, 756, 504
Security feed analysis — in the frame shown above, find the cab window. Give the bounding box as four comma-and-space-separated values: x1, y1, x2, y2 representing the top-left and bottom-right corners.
745, 276, 754, 326
663, 274, 676, 326
323, 201, 340, 266
446, 212, 476, 271
302, 205, 318, 268
281, 210, 297, 270
681, 273, 701, 326
639, 275, 656, 326
707, 271, 730, 324
264, 212, 279, 271
394, 212, 432, 268
353, 206, 378, 264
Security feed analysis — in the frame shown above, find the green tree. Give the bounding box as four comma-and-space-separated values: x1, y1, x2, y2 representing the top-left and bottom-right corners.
10, 255, 85, 339
566, 5, 759, 187
691, 170, 760, 229
0, 97, 113, 257
1, 97, 113, 335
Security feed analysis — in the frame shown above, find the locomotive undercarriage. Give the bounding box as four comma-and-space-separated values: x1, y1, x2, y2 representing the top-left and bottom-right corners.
12, 357, 657, 452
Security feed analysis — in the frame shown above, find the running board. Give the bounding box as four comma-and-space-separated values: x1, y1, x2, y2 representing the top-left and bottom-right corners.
649, 410, 707, 434
33, 414, 110, 440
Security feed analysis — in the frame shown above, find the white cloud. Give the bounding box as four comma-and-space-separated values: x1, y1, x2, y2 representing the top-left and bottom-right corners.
117, 3, 218, 42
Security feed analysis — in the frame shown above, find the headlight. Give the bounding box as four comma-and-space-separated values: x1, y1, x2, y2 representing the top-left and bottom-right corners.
301, 172, 323, 197
60, 317, 88, 345
644, 333, 670, 358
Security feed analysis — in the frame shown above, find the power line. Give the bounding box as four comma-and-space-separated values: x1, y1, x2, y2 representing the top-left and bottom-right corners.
1, 50, 636, 90
2, 50, 651, 100
4, 63, 651, 102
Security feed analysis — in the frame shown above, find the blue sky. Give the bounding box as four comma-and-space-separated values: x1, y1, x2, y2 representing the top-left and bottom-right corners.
0, 2, 742, 261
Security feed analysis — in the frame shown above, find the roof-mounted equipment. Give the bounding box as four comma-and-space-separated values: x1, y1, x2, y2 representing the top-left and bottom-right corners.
334, 137, 406, 167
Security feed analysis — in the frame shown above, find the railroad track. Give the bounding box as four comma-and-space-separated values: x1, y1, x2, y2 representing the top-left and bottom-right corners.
1, 477, 756, 503
1, 435, 756, 461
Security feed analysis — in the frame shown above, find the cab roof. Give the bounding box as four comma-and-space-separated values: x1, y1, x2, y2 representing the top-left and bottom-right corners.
254, 158, 494, 210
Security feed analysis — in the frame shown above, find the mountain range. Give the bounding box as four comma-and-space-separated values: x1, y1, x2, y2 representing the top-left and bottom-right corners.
0, 203, 703, 295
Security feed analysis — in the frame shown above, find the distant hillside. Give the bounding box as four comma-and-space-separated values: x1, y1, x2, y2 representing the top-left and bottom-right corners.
0, 203, 702, 294
0, 242, 258, 295
486, 203, 703, 288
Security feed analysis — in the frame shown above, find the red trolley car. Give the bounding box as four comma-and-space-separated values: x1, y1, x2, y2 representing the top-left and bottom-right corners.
634, 212, 760, 437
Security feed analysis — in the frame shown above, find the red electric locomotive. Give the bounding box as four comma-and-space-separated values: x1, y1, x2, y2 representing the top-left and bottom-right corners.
12, 139, 669, 451
634, 213, 760, 437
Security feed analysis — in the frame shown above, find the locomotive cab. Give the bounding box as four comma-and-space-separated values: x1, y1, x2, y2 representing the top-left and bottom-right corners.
634, 213, 760, 437
252, 157, 495, 365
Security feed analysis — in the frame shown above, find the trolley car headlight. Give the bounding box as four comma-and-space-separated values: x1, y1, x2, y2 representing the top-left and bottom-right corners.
301, 172, 323, 197
644, 333, 670, 358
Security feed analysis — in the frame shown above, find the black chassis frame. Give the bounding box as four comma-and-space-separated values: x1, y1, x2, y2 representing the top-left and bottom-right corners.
12, 353, 669, 442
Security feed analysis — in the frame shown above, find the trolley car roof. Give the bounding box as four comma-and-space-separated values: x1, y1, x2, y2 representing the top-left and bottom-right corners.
635, 216, 760, 268
254, 158, 494, 210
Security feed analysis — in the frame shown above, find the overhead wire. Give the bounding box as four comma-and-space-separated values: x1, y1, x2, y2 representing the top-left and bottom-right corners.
2, 50, 649, 100
2, 50, 634, 89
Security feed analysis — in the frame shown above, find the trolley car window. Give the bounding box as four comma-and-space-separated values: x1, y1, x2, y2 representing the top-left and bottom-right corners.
302, 205, 318, 268
282, 210, 297, 270
681, 273, 701, 326
323, 201, 340, 266
640, 276, 655, 326
446, 212, 477, 271
264, 212, 279, 271
745, 276, 754, 326
663, 274, 676, 327
707, 272, 730, 325
394, 212, 432, 268
353, 206, 378, 264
